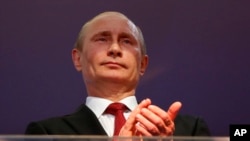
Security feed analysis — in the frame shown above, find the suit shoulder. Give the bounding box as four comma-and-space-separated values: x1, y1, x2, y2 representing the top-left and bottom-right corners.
30, 104, 90, 125
25, 112, 76, 134
25, 104, 90, 134
32, 114, 71, 125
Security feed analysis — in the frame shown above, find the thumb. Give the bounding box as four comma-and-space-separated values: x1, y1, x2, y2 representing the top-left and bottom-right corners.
167, 101, 182, 120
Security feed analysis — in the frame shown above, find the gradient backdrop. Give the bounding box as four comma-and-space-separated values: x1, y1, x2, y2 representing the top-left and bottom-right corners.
1, 0, 250, 136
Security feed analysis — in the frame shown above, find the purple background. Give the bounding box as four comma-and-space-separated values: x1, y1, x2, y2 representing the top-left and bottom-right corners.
1, 0, 250, 136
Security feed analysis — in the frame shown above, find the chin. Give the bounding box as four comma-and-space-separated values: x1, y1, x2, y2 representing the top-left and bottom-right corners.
99, 75, 128, 82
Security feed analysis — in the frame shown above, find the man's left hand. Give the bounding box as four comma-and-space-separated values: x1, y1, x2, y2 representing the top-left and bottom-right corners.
135, 101, 182, 136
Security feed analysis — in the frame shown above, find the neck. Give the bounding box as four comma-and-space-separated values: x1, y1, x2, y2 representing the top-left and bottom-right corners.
85, 80, 137, 102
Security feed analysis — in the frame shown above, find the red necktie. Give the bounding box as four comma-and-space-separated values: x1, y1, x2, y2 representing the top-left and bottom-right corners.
105, 103, 127, 136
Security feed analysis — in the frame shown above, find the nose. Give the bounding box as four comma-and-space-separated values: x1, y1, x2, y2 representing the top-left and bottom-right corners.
107, 42, 122, 58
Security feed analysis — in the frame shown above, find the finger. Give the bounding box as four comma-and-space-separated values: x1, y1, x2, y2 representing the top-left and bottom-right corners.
167, 101, 182, 120
120, 98, 151, 135
164, 124, 175, 136
140, 107, 166, 132
138, 98, 151, 109
135, 122, 153, 136
147, 105, 169, 121
140, 106, 175, 135
125, 98, 151, 125
147, 105, 174, 129
135, 117, 175, 136
136, 113, 160, 135
136, 102, 181, 136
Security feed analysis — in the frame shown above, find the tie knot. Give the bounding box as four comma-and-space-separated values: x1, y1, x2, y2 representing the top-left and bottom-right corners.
105, 103, 127, 115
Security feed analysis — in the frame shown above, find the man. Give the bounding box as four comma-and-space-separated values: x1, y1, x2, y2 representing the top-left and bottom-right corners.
25, 11, 210, 136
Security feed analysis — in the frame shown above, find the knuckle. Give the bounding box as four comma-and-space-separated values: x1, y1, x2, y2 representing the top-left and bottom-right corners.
154, 117, 163, 125
148, 126, 159, 134
161, 113, 168, 119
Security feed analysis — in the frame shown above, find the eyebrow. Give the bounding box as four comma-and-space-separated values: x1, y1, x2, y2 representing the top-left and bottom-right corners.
90, 31, 111, 39
119, 32, 135, 39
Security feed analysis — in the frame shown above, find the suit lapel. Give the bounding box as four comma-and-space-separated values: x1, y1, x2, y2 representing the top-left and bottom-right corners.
62, 104, 107, 135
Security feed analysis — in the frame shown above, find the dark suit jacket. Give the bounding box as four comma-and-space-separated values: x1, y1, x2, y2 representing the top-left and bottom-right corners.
25, 104, 210, 136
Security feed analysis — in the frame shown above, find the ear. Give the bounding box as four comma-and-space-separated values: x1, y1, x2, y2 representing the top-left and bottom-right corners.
72, 49, 82, 72
140, 55, 148, 76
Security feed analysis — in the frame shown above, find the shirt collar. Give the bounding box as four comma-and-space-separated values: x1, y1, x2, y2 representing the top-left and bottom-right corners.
86, 96, 138, 118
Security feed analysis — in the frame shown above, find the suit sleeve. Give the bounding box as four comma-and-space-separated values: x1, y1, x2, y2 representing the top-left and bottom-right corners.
174, 115, 211, 136
25, 122, 48, 134
192, 117, 211, 136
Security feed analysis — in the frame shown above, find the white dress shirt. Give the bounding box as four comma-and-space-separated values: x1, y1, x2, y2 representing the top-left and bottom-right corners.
85, 96, 138, 136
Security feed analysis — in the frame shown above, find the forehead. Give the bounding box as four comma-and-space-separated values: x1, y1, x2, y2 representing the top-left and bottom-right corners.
84, 14, 139, 39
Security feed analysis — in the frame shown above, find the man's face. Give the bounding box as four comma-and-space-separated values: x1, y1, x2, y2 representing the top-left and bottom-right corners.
73, 14, 148, 86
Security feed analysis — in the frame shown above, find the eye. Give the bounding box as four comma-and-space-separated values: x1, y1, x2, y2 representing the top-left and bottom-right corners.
95, 37, 107, 42
122, 38, 132, 44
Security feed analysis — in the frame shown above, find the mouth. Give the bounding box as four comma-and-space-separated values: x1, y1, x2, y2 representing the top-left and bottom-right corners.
100, 61, 127, 69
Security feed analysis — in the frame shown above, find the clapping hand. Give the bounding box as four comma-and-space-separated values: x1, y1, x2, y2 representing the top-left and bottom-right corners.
119, 98, 182, 136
